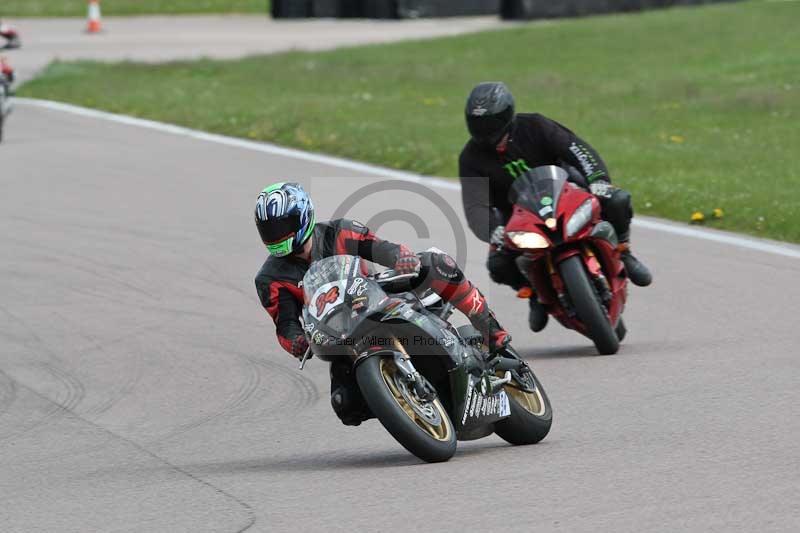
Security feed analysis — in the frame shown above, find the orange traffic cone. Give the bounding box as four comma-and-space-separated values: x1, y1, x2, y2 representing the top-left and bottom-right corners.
87, 0, 102, 34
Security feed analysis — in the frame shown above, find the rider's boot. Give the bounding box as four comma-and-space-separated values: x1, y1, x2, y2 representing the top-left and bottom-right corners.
617, 235, 652, 287
473, 306, 512, 354
529, 296, 548, 332
517, 287, 548, 333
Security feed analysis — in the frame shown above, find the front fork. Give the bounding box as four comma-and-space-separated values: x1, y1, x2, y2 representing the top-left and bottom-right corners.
582, 246, 613, 304
392, 350, 437, 402
357, 339, 437, 402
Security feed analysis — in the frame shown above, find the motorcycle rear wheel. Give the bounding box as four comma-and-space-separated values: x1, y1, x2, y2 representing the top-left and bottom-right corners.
559, 255, 620, 355
494, 366, 552, 445
356, 354, 457, 463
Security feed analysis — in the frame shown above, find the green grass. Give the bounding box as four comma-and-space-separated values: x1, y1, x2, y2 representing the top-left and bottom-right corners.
1, 1, 268, 17
19, 1, 800, 242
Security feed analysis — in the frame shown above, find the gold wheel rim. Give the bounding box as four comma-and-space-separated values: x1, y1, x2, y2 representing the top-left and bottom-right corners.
380, 358, 452, 442
500, 371, 547, 417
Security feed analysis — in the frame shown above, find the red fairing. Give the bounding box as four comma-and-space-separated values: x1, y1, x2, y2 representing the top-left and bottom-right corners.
505, 206, 551, 249
504, 176, 628, 339
555, 184, 601, 241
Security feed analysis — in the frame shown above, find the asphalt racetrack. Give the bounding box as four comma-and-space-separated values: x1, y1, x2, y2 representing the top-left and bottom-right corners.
1, 100, 799, 532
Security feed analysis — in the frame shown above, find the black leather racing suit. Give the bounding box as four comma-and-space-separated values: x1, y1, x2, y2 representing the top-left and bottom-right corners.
458, 112, 635, 290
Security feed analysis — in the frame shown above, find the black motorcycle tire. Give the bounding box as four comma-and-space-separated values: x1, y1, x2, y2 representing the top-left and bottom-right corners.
615, 317, 627, 342
559, 255, 620, 355
356, 354, 457, 463
494, 367, 552, 445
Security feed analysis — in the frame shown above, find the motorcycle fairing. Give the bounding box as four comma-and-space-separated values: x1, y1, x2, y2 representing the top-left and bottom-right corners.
505, 166, 628, 335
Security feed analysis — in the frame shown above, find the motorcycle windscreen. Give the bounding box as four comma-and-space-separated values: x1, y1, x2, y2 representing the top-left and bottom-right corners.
302, 255, 389, 337
510, 165, 569, 221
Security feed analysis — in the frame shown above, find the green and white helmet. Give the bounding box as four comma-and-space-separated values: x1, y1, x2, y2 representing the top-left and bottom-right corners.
255, 182, 316, 257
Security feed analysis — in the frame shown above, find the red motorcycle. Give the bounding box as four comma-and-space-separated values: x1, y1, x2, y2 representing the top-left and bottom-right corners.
504, 165, 628, 355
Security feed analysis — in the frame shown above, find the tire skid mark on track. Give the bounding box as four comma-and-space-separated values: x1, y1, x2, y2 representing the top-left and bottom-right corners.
0, 363, 87, 443
0, 306, 91, 442
242, 352, 320, 413
82, 349, 144, 418
150, 352, 264, 445
48, 316, 164, 419
2, 233, 161, 302
191, 258, 256, 304
0, 298, 158, 421
1, 371, 257, 532
40, 362, 86, 412
149, 343, 320, 445
0, 372, 18, 416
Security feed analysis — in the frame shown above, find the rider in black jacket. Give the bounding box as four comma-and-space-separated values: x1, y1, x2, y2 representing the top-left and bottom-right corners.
254, 182, 511, 426
459, 82, 652, 332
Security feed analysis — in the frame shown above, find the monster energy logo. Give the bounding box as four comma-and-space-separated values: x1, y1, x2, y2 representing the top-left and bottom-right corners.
503, 158, 531, 178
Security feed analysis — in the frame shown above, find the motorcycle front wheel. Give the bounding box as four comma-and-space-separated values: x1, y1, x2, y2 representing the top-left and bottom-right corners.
559, 255, 620, 355
356, 354, 456, 463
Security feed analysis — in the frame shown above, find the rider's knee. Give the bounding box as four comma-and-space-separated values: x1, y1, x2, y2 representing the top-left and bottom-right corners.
486, 251, 515, 286
601, 188, 633, 239
604, 188, 633, 221
487, 262, 506, 285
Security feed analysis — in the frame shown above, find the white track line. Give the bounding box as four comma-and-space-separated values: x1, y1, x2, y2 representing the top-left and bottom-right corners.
17, 97, 800, 260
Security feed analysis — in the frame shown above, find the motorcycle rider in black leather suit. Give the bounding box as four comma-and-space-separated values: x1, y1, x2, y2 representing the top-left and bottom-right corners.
458, 82, 652, 333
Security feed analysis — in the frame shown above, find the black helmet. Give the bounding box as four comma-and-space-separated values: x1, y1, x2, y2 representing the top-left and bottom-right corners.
465, 82, 515, 146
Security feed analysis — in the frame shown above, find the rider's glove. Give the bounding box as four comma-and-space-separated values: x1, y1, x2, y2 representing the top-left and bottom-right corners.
394, 248, 421, 275
290, 335, 309, 359
490, 225, 506, 252
588, 180, 615, 200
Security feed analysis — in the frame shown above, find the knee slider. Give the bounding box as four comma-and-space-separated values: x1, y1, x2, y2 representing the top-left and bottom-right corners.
426, 252, 463, 282
487, 256, 506, 284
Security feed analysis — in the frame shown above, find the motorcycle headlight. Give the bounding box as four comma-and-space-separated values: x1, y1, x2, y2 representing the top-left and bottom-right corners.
566, 199, 594, 238
508, 231, 550, 250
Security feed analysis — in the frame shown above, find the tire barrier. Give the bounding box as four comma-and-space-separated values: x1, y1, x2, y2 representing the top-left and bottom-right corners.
271, 0, 739, 19
272, 0, 499, 19
500, 0, 741, 19
271, 0, 311, 18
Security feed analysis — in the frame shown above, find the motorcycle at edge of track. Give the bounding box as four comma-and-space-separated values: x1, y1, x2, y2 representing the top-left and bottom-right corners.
0, 55, 14, 144
504, 165, 629, 355
298, 254, 552, 463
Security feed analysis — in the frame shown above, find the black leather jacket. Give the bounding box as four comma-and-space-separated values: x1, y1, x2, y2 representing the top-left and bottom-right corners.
459, 113, 611, 242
